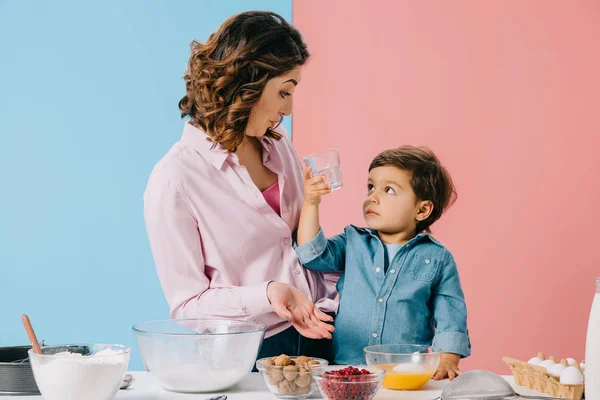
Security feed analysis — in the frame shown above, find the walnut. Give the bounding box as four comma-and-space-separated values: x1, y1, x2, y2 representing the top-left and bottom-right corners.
283, 365, 299, 381
294, 372, 311, 388
274, 354, 292, 367
278, 378, 297, 394
263, 358, 275, 366
294, 356, 312, 366
307, 360, 320, 367
293, 383, 311, 395
268, 368, 284, 384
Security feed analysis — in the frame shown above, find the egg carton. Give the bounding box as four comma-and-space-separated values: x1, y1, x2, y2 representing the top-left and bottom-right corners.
502, 354, 584, 400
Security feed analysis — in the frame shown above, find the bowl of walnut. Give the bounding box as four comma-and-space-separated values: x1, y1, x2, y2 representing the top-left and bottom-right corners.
256, 354, 329, 398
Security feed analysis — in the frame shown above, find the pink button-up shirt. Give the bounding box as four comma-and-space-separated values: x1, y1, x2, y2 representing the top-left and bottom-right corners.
144, 122, 339, 338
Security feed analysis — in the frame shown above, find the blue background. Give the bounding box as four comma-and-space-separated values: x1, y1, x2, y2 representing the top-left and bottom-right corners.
0, 0, 292, 370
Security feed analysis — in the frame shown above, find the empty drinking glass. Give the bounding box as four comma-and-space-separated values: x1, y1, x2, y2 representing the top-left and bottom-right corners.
303, 148, 343, 192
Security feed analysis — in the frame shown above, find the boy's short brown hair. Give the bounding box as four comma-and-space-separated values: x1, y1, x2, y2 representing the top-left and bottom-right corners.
369, 146, 457, 233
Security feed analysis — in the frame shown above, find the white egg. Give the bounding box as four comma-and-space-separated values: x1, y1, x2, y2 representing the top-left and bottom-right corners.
560, 366, 584, 385
528, 357, 542, 365
566, 358, 577, 365
539, 359, 556, 371
549, 363, 566, 377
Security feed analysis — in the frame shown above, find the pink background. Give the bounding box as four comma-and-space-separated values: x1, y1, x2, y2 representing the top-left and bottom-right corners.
292, 0, 600, 373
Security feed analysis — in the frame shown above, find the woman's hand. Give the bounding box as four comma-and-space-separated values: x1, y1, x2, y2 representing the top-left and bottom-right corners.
267, 281, 335, 339
303, 167, 331, 206
433, 353, 462, 381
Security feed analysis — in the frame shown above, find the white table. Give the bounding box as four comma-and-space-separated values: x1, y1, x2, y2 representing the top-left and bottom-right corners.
5, 372, 556, 399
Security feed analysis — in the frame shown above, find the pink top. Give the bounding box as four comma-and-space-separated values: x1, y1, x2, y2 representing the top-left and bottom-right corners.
262, 182, 281, 216
144, 121, 339, 338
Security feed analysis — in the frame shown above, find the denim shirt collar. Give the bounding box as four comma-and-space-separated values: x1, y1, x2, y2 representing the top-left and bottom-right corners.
351, 224, 442, 247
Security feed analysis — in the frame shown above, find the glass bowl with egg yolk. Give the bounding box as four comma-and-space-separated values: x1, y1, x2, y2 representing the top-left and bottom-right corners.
363, 345, 441, 390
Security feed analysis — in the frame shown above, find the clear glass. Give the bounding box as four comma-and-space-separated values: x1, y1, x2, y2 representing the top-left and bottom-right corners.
363, 344, 441, 390
303, 148, 343, 191
132, 319, 266, 393
312, 365, 384, 400
585, 278, 600, 400
256, 356, 328, 399
28, 344, 130, 400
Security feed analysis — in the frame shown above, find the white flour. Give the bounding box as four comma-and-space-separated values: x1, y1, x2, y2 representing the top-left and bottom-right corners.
156, 364, 246, 392
30, 348, 129, 400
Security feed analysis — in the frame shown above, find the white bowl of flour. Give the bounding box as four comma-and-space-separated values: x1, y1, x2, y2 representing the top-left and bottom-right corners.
28, 344, 130, 400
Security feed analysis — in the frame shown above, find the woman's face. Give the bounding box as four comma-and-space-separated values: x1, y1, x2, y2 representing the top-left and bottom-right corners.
246, 66, 303, 137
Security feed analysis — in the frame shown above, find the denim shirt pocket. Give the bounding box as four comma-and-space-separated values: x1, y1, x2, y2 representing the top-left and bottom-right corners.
409, 253, 441, 282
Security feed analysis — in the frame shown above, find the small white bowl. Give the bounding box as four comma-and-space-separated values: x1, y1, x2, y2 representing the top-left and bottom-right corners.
29, 344, 130, 400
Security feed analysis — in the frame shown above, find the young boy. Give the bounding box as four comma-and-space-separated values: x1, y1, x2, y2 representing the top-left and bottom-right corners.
295, 146, 470, 380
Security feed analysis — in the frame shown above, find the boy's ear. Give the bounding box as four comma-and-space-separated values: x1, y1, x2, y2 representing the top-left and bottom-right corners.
415, 200, 434, 222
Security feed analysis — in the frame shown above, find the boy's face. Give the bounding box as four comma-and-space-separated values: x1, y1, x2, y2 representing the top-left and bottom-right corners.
362, 166, 432, 236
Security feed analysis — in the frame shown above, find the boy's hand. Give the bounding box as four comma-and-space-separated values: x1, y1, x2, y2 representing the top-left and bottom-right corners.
303, 167, 331, 206
433, 353, 462, 381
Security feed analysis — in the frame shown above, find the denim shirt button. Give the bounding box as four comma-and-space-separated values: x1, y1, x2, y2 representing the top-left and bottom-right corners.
378, 298, 384, 303
425, 259, 431, 264
372, 333, 378, 338
375, 267, 381, 273
390, 269, 396, 274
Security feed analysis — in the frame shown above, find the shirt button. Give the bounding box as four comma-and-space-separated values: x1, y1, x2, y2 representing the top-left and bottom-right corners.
283, 238, 290, 245
282, 206, 289, 213
390, 269, 396, 274
378, 298, 384, 303
425, 259, 431, 264
375, 268, 381, 273
294, 269, 301, 275
372, 333, 378, 338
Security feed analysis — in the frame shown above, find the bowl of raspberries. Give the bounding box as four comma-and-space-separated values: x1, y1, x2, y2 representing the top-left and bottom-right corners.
312, 366, 385, 400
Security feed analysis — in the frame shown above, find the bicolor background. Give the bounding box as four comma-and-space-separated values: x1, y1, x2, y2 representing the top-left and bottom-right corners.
1, 0, 599, 372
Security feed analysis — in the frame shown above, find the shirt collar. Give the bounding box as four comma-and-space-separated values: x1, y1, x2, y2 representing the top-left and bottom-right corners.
352, 225, 438, 246
181, 121, 276, 169
181, 121, 229, 170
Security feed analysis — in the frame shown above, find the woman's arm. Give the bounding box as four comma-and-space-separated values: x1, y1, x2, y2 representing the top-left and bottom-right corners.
144, 171, 334, 338
144, 172, 269, 319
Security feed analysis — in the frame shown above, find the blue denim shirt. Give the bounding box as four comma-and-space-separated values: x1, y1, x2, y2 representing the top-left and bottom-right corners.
295, 225, 471, 365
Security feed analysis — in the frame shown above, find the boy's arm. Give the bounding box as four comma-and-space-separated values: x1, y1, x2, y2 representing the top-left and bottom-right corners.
295, 229, 347, 272
431, 250, 471, 380
297, 201, 321, 246
295, 167, 346, 272
297, 167, 330, 246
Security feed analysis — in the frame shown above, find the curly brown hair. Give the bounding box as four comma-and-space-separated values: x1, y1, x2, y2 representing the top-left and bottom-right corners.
369, 146, 457, 233
178, 11, 310, 153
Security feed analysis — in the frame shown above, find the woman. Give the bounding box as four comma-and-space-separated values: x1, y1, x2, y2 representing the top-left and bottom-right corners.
144, 11, 338, 360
